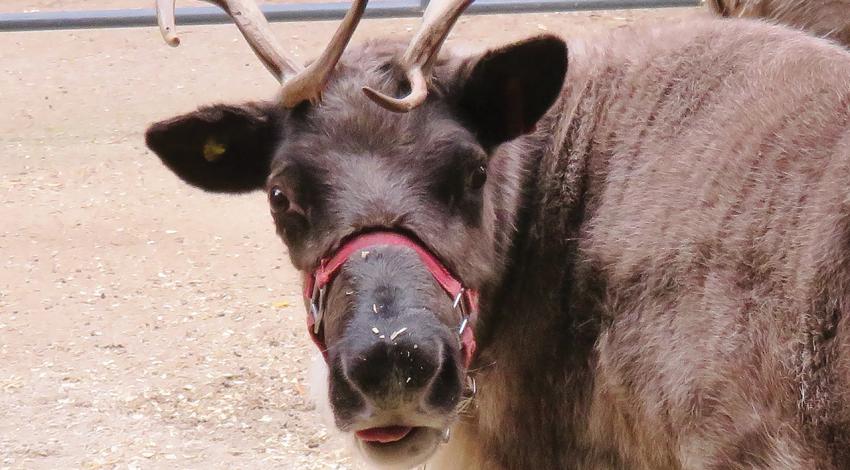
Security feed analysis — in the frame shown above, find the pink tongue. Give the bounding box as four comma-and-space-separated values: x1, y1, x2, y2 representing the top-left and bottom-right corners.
355, 426, 413, 443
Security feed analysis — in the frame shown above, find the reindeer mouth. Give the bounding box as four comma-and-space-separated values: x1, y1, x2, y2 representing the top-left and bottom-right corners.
353, 425, 443, 467
355, 425, 414, 444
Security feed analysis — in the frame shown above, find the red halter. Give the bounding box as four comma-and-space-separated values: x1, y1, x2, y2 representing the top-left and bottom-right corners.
302, 231, 478, 369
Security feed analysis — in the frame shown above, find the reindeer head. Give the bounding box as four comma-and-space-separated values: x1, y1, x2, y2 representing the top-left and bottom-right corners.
145, 1, 566, 467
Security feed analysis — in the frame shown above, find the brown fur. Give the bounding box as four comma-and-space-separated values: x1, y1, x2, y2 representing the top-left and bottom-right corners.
708, 0, 850, 46
451, 19, 850, 469
146, 16, 850, 470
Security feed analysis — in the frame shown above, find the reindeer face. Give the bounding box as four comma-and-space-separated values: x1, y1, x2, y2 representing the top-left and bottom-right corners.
265, 68, 489, 467
146, 1, 566, 467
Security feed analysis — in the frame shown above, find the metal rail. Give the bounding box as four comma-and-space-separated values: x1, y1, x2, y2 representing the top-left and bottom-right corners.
0, 0, 700, 33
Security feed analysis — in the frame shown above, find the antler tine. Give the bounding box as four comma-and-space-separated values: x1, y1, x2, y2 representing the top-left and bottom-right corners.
156, 0, 180, 46
279, 0, 369, 107
155, 0, 303, 84
363, 0, 473, 113
156, 0, 369, 108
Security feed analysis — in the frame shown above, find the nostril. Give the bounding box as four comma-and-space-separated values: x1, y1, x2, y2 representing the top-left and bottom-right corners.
345, 338, 439, 398
348, 341, 394, 397
328, 357, 366, 423
425, 346, 463, 411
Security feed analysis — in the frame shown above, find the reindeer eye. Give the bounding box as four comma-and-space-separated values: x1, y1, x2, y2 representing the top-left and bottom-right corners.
269, 186, 290, 212
468, 165, 487, 190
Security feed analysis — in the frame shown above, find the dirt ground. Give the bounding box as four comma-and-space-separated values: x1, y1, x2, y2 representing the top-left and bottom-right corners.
0, 2, 703, 469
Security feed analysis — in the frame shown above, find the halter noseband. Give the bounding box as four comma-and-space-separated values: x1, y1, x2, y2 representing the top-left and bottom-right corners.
302, 231, 479, 369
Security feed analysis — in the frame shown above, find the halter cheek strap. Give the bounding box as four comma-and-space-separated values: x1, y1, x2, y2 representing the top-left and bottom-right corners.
302, 232, 479, 369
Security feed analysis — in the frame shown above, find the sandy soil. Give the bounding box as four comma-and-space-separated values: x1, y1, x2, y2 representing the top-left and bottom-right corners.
0, 2, 702, 469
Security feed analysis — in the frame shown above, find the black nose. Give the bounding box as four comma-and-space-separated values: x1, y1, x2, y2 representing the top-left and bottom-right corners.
345, 332, 440, 401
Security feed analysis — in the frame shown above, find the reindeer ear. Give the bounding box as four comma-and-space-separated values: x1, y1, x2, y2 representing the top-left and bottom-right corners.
145, 103, 282, 193
455, 35, 567, 148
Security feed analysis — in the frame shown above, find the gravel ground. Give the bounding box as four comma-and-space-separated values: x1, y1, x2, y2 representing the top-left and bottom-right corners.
0, 2, 702, 469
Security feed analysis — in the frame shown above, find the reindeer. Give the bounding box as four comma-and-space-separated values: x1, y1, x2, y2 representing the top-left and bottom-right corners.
145, 0, 850, 468
708, 0, 850, 46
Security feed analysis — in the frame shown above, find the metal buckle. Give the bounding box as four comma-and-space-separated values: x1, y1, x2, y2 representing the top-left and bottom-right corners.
310, 281, 326, 335
453, 289, 469, 337
441, 427, 451, 444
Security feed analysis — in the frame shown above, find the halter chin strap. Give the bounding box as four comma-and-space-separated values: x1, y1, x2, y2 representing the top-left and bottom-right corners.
302, 231, 479, 369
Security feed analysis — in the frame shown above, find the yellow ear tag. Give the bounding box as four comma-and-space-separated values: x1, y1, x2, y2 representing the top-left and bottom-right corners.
203, 137, 227, 162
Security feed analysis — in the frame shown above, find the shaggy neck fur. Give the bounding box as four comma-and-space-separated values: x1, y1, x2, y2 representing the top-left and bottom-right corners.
427, 29, 613, 470
435, 18, 850, 470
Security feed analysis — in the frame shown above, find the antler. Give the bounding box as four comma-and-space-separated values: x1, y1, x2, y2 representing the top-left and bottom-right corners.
155, 0, 369, 107
362, 0, 473, 113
